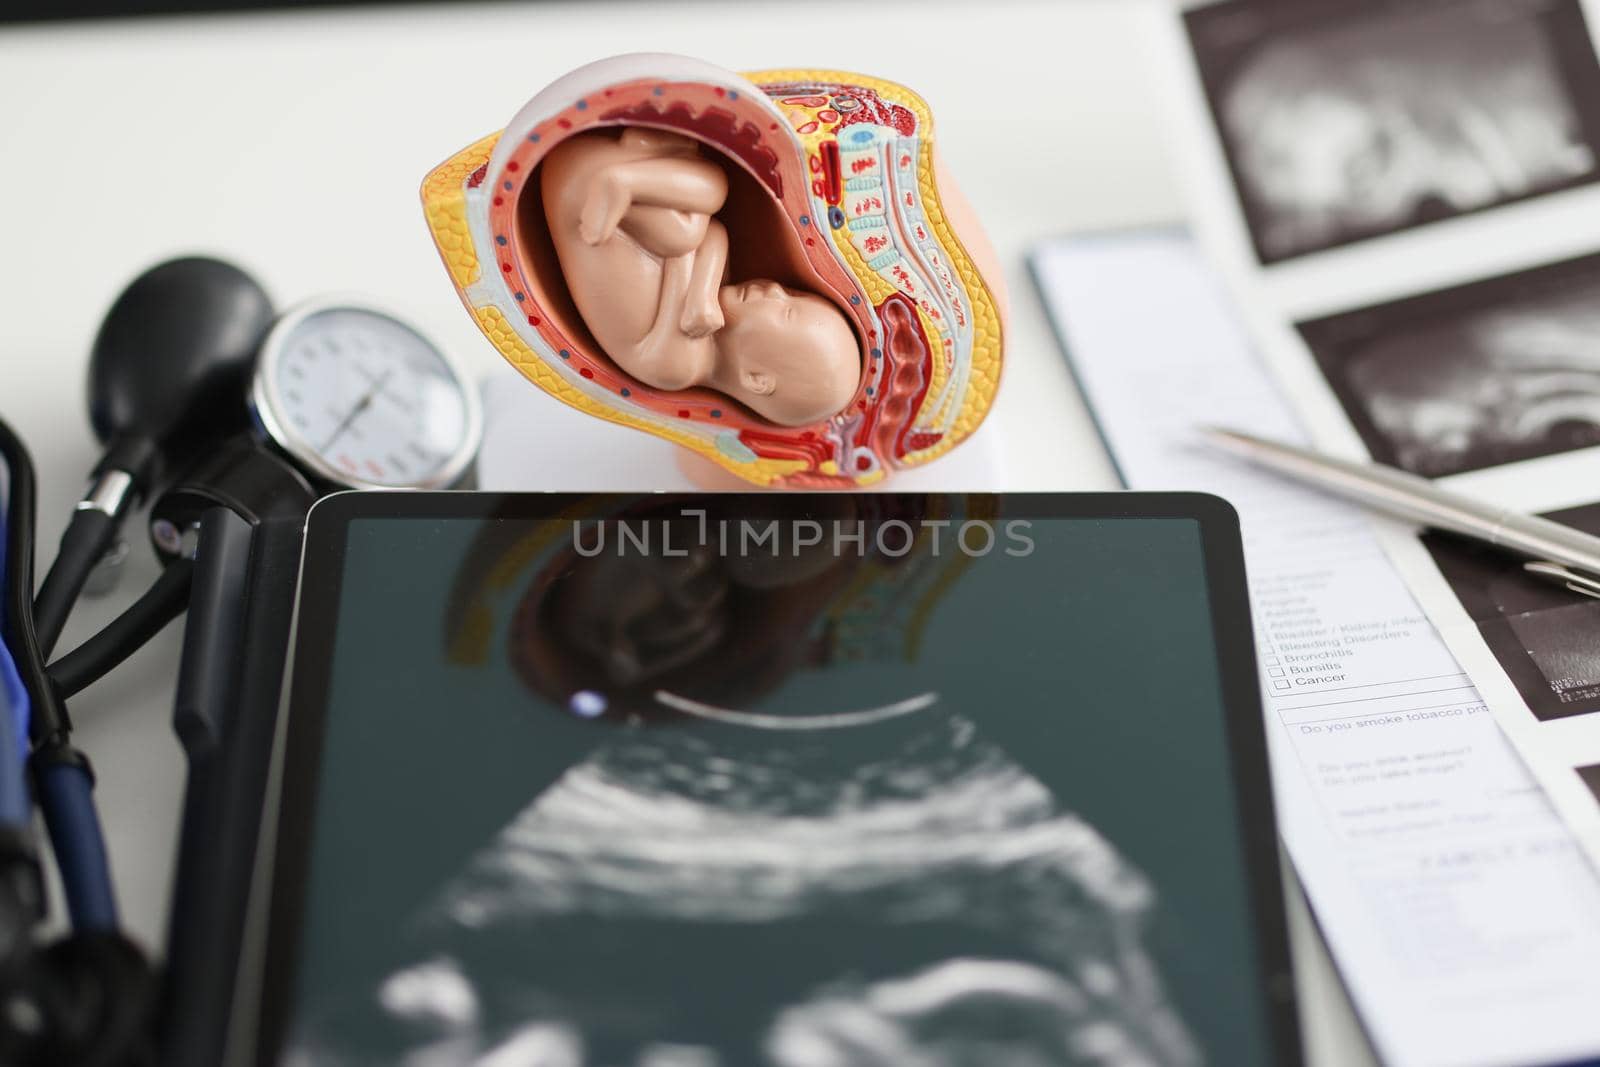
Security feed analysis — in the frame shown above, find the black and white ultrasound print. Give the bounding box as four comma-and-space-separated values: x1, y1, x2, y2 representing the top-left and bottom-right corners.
1423, 500, 1600, 722
1300, 252, 1600, 478
1185, 0, 1600, 262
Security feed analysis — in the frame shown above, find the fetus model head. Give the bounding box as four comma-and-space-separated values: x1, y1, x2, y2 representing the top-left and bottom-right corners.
421, 53, 1006, 488
711, 280, 861, 426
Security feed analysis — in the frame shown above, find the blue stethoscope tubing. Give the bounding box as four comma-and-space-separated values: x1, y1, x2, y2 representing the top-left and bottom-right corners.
0, 416, 120, 933
0, 513, 32, 831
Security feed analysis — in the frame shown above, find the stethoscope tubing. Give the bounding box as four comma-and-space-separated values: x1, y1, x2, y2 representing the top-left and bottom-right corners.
0, 413, 120, 933
0, 524, 32, 833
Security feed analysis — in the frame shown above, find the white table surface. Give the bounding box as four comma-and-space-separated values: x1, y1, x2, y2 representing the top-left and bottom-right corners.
0, 1, 1370, 1062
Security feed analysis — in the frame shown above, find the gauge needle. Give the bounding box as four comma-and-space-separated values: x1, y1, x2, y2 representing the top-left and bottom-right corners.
320, 370, 392, 452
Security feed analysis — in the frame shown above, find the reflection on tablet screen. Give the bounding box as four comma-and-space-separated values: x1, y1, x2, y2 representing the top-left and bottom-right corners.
261, 494, 1288, 1066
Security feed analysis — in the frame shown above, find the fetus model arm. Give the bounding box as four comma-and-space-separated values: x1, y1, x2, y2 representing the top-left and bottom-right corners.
676, 217, 728, 338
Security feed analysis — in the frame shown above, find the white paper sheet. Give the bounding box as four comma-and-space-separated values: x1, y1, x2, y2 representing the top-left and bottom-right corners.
1145, 0, 1600, 881
1032, 228, 1600, 1067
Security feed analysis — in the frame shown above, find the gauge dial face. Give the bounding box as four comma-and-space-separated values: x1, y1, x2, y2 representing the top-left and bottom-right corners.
254, 303, 480, 489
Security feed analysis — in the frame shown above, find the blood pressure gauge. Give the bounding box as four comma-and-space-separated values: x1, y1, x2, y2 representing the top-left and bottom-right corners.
249, 297, 482, 490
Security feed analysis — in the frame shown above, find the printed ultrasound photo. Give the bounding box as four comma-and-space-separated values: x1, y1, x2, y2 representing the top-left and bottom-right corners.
1422, 501, 1600, 722
1581, 763, 1600, 807
1299, 252, 1600, 478
1184, 0, 1600, 263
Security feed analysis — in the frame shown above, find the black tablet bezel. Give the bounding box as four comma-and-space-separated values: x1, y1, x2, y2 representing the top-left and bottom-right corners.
240, 490, 1301, 1065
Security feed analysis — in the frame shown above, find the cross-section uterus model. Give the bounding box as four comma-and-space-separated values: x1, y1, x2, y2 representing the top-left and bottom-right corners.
422, 54, 1005, 488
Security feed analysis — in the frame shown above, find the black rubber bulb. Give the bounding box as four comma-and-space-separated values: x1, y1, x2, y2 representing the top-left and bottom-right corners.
86, 257, 274, 494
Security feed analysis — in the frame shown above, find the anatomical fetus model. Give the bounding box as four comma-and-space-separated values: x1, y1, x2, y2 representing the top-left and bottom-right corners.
422, 54, 1007, 488
541, 128, 860, 427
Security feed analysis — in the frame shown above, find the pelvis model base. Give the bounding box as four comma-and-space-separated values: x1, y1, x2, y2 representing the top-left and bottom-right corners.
422, 54, 1004, 489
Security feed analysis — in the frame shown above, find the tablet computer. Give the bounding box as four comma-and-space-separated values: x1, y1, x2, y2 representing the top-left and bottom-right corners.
228, 491, 1299, 1066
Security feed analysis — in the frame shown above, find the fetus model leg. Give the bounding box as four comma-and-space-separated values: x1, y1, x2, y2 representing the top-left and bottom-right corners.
581, 137, 731, 335
606, 212, 729, 386
609, 204, 728, 337
551, 130, 733, 391
576, 132, 728, 249
615, 209, 728, 341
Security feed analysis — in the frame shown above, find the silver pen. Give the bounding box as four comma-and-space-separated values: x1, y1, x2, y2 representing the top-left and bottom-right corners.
1201, 426, 1600, 600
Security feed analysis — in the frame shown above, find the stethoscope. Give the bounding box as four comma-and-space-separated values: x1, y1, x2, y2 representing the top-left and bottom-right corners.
0, 256, 481, 1066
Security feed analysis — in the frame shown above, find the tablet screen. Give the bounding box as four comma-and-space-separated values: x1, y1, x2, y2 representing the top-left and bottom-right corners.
253, 493, 1295, 1066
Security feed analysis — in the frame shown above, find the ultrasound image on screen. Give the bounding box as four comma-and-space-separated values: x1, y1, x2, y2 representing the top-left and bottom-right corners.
1185, 0, 1600, 263
370, 724, 1193, 1067
1299, 252, 1600, 477
269, 496, 1281, 1066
